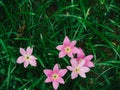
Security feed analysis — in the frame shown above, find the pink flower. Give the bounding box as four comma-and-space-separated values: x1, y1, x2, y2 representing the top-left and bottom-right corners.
43, 64, 67, 90
76, 48, 94, 68
17, 47, 37, 68
56, 36, 79, 58
67, 59, 90, 79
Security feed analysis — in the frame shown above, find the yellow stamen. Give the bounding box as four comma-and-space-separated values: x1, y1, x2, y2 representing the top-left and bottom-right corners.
25, 56, 30, 60
65, 46, 71, 53
52, 73, 59, 80
74, 68, 80, 73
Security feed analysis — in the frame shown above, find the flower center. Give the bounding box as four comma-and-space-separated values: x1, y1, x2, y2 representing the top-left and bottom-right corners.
74, 68, 80, 73
25, 56, 30, 60
79, 58, 82, 63
52, 73, 59, 80
65, 46, 71, 53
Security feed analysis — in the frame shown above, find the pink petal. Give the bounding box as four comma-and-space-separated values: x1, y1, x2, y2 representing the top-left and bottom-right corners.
24, 60, 29, 68
43, 70, 52, 76
52, 81, 59, 90
78, 60, 85, 67
17, 56, 25, 64
30, 55, 37, 60
71, 58, 78, 63
53, 64, 59, 71
70, 58, 76, 61
58, 69, 67, 77
67, 66, 73, 71
71, 72, 78, 79
84, 55, 93, 61
29, 59, 37, 67
26, 47, 33, 55
57, 77, 65, 84
45, 77, 52, 83
63, 36, 70, 45
70, 41, 76, 47
79, 72, 86, 78
72, 47, 80, 54
56, 45, 63, 50
80, 67, 90, 73
67, 52, 73, 58
20, 48, 26, 56
70, 59, 78, 67
59, 51, 66, 58
77, 48, 85, 58
85, 61, 94, 68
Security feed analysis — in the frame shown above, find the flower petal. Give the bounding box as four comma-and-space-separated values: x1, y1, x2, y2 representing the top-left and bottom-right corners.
80, 67, 90, 73
45, 77, 52, 83
24, 60, 29, 68
29, 59, 37, 67
79, 72, 86, 78
56, 45, 63, 50
17, 56, 25, 64
77, 48, 85, 58
20, 48, 26, 56
70, 59, 78, 67
63, 36, 70, 45
72, 47, 80, 54
57, 77, 65, 84
59, 51, 66, 58
30, 55, 37, 60
70, 41, 76, 47
70, 58, 76, 61
58, 69, 67, 77
67, 52, 73, 58
85, 61, 94, 68
84, 55, 93, 61
52, 81, 59, 90
26, 47, 33, 55
43, 70, 52, 76
71, 72, 78, 79
67, 66, 74, 71
53, 64, 59, 71
78, 59, 85, 67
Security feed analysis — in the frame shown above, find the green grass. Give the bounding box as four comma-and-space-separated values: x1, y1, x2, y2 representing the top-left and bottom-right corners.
0, 0, 120, 90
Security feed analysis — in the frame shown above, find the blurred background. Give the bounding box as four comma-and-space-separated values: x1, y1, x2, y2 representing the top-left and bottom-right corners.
0, 0, 120, 90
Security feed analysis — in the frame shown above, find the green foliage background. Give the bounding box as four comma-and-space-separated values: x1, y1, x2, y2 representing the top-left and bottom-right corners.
0, 0, 120, 90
